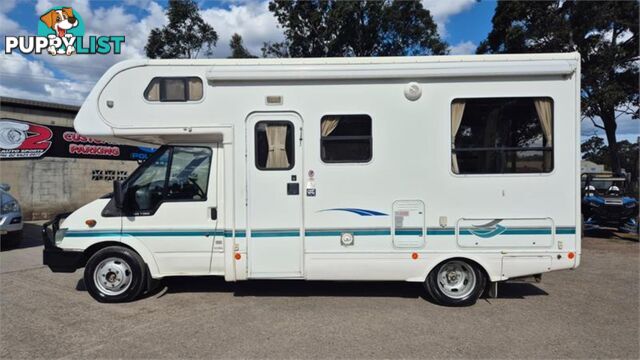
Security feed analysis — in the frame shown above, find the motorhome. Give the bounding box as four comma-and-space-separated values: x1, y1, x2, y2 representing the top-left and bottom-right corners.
43, 53, 581, 306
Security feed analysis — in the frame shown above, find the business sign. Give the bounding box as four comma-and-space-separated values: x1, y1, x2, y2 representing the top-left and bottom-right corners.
0, 119, 154, 161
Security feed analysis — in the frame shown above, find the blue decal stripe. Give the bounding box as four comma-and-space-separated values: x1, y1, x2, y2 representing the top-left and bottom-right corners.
65, 227, 576, 238
321, 208, 388, 216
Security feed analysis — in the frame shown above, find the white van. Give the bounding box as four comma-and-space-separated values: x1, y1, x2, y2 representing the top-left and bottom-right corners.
43, 53, 581, 306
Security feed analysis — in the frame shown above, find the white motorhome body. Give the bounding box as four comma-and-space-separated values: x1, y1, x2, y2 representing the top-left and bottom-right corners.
43, 53, 581, 305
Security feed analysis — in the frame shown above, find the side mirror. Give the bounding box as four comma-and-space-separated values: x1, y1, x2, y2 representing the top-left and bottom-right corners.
113, 180, 125, 209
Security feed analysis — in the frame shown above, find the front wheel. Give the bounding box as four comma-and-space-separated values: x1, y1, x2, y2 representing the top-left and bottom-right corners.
84, 246, 146, 303
425, 259, 486, 306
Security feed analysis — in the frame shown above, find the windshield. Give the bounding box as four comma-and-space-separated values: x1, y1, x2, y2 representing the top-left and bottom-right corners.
587, 179, 627, 194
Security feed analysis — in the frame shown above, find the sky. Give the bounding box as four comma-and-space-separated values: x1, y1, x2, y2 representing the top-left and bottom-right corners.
0, 0, 637, 143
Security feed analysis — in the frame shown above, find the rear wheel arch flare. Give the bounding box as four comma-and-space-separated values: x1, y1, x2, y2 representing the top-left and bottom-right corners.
425, 256, 491, 282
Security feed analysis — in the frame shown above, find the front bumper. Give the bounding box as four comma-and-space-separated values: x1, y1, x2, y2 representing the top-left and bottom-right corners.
0, 213, 23, 234
42, 213, 84, 273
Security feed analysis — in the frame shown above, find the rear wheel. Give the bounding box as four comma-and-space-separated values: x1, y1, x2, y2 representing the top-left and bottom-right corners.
425, 259, 486, 306
84, 246, 146, 303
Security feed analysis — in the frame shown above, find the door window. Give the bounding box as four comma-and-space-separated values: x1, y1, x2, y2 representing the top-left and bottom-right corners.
123, 146, 212, 215
255, 121, 295, 170
166, 147, 212, 201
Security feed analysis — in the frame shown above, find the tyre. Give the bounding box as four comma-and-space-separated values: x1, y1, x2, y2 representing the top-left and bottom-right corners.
425, 259, 486, 306
84, 246, 146, 303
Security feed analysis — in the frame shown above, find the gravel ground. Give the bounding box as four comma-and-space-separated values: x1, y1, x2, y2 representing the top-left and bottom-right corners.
1, 222, 638, 359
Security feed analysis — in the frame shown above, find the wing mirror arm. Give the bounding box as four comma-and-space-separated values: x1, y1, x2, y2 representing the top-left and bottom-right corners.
113, 180, 125, 209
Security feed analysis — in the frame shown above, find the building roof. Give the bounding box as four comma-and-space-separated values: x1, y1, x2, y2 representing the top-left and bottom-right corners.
0, 96, 79, 114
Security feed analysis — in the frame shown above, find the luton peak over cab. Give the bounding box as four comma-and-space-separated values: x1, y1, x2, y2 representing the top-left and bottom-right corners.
42, 53, 582, 306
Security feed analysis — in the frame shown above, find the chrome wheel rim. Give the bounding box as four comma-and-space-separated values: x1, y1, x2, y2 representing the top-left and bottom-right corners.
93, 257, 132, 296
437, 260, 476, 299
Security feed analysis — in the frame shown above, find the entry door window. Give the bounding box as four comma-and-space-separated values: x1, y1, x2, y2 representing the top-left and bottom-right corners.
255, 121, 295, 170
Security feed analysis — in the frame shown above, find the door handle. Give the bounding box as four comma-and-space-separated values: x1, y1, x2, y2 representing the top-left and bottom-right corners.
287, 183, 300, 195
210, 207, 217, 220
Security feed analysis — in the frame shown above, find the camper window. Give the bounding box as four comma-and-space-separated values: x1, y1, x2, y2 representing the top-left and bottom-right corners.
144, 77, 203, 102
451, 97, 553, 174
321, 115, 372, 163
255, 121, 295, 170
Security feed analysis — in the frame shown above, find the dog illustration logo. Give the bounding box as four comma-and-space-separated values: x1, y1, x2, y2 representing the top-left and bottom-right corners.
5, 6, 124, 56
38, 7, 82, 56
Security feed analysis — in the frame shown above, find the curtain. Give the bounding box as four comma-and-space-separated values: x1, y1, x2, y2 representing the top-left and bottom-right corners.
146, 80, 160, 101
450, 100, 466, 173
188, 78, 203, 101
265, 125, 289, 169
534, 98, 553, 170
321, 117, 340, 136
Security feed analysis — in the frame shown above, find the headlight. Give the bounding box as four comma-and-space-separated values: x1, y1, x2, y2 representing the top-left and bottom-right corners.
55, 228, 67, 244
1, 200, 19, 214
625, 202, 638, 208
589, 202, 600, 208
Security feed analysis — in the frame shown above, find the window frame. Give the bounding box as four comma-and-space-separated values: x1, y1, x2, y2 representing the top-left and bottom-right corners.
450, 96, 554, 176
320, 114, 373, 164
254, 120, 296, 171
102, 145, 213, 217
143, 77, 204, 103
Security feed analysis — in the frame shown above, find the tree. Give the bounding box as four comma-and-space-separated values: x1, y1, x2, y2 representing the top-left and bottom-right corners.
477, 1, 639, 175
262, 0, 447, 58
145, 0, 218, 59
228, 33, 257, 58
582, 136, 639, 183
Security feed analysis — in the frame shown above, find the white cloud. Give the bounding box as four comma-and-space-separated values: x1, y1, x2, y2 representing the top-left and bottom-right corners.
200, 1, 284, 58
0, 0, 23, 36
0, 53, 92, 104
449, 41, 476, 55
422, 0, 475, 37
1, 0, 167, 104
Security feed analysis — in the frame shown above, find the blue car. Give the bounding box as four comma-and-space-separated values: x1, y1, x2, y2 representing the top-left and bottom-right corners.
582, 176, 639, 234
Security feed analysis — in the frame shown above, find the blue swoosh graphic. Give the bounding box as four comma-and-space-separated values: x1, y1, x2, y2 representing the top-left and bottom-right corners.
468, 224, 507, 238
319, 208, 388, 216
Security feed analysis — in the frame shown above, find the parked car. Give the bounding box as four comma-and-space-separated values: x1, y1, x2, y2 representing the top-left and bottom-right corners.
0, 184, 23, 247
582, 175, 639, 234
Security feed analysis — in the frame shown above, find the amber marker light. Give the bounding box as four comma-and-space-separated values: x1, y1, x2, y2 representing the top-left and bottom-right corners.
85, 219, 97, 228
568, 252, 575, 260
234, 253, 241, 260
411, 252, 419, 260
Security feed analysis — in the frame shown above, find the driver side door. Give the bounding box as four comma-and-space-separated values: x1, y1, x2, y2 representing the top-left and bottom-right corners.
121, 145, 218, 275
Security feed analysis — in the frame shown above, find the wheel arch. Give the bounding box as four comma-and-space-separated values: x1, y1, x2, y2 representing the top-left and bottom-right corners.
82, 238, 161, 278
417, 254, 501, 283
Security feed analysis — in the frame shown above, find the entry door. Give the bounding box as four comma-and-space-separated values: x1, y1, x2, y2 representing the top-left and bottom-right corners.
121, 145, 218, 275
247, 113, 303, 277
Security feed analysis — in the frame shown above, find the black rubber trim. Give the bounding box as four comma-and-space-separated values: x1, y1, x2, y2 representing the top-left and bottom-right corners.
43, 247, 84, 273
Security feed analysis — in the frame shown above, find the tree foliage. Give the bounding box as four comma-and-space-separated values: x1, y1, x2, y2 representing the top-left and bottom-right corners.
145, 0, 218, 59
228, 33, 257, 58
262, 0, 447, 58
582, 136, 639, 181
477, 1, 639, 175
